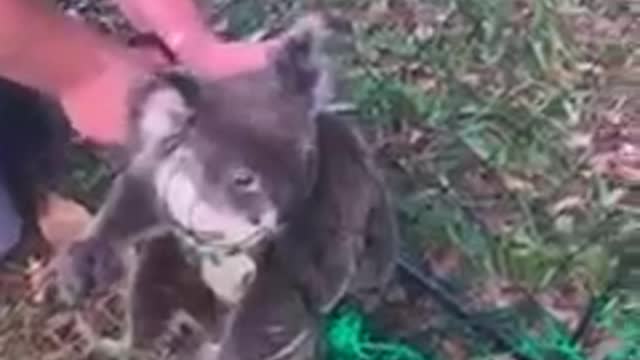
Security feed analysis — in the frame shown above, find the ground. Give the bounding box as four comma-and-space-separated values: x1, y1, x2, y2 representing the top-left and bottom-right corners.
1, 0, 639, 359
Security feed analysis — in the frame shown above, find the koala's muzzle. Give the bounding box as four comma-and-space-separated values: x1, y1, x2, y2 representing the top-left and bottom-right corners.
153, 146, 281, 254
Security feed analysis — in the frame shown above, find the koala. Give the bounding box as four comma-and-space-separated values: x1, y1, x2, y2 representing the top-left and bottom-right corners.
53, 12, 398, 360
51, 13, 339, 358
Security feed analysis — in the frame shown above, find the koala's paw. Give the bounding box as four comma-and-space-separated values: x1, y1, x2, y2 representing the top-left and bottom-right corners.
53, 240, 124, 306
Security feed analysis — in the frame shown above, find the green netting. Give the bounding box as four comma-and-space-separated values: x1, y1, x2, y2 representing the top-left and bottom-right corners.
508, 309, 640, 360
323, 299, 640, 360
324, 304, 430, 360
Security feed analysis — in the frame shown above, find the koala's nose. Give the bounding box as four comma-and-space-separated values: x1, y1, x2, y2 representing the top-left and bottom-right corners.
248, 215, 261, 226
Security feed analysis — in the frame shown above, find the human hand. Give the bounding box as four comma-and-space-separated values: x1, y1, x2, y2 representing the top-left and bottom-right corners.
57, 34, 278, 147
168, 33, 280, 79
112, 0, 280, 80
58, 36, 174, 147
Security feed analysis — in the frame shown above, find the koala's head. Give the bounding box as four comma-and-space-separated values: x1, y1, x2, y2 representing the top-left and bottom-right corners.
126, 14, 337, 252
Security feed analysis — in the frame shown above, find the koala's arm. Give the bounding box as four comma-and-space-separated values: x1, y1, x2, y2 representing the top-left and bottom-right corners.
82, 172, 160, 249
352, 183, 399, 298
54, 171, 161, 303
298, 179, 399, 313
278, 115, 397, 314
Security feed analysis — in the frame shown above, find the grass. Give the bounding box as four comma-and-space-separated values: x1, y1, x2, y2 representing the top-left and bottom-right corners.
330, 0, 640, 357
3, 0, 640, 359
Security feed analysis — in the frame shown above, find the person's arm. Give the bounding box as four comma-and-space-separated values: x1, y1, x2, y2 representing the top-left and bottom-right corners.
114, 0, 222, 48
0, 0, 119, 94
0, 0, 147, 145
0, 0, 277, 145
114, 0, 277, 78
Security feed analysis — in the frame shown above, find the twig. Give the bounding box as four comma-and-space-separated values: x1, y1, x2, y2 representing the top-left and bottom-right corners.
570, 281, 617, 347
396, 253, 535, 360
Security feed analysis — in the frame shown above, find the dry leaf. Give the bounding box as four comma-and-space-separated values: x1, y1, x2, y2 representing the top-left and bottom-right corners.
550, 195, 586, 215
425, 245, 463, 277
440, 337, 469, 360
502, 173, 536, 192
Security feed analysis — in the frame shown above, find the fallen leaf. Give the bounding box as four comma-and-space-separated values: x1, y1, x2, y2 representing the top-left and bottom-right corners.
440, 337, 469, 360
425, 245, 463, 277
502, 173, 536, 193
535, 281, 589, 331
550, 195, 586, 215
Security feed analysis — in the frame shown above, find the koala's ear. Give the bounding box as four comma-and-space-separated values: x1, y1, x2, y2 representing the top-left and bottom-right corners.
128, 68, 199, 150
271, 13, 339, 113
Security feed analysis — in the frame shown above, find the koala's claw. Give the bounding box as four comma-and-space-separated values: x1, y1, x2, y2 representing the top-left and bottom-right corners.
53, 241, 124, 306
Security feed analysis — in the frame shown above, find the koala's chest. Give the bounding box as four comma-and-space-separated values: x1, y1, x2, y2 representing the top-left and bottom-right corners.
199, 252, 257, 307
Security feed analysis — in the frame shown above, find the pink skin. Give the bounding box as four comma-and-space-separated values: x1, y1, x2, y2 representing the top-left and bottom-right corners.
0, 0, 278, 146
114, 0, 279, 77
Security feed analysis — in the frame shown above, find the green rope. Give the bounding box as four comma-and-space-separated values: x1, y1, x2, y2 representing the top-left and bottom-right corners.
324, 304, 429, 360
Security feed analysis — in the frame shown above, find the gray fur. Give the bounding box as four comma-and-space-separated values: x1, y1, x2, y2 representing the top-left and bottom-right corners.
215, 112, 399, 360
276, 112, 399, 314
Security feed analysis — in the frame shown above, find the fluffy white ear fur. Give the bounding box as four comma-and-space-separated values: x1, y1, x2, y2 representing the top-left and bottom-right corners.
136, 85, 193, 149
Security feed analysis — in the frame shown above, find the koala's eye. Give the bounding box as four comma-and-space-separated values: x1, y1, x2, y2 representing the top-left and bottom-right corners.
231, 168, 257, 190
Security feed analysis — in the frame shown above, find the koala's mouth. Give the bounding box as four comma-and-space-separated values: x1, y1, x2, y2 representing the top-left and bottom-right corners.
191, 227, 266, 252
179, 200, 284, 251
176, 223, 283, 262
